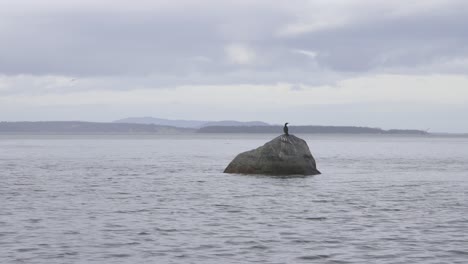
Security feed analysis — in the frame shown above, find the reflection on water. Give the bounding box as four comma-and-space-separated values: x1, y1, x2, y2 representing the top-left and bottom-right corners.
1, 134, 468, 264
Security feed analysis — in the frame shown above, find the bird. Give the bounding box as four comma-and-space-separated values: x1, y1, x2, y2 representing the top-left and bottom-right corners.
283, 122, 289, 136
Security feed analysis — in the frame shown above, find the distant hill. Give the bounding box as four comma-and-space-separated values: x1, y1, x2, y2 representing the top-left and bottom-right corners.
202, 120, 270, 127
198, 125, 429, 135
114, 117, 206, 128
0, 121, 194, 134
114, 117, 270, 128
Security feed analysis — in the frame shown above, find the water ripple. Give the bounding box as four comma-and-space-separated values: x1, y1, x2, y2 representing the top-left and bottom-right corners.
1, 134, 467, 264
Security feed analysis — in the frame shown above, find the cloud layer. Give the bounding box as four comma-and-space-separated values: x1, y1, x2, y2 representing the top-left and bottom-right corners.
1, 0, 468, 82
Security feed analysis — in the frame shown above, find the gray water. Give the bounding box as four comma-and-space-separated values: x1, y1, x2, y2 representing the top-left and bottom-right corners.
1, 134, 467, 264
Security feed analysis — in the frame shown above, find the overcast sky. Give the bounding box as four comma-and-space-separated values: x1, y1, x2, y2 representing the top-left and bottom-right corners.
1, 0, 467, 132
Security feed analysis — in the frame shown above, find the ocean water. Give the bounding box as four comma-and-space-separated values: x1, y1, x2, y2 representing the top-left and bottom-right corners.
1, 134, 467, 264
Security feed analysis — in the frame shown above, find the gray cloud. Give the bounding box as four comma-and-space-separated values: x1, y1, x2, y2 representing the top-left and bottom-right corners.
286, 7, 468, 72
1, 0, 467, 85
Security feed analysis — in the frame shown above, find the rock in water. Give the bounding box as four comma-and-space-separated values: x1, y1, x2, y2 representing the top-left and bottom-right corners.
224, 135, 321, 176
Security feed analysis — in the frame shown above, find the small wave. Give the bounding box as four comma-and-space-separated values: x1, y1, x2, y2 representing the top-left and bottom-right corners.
447, 250, 468, 256
298, 254, 331, 260
16, 248, 39, 253
248, 244, 269, 250
304, 217, 327, 221
105, 253, 132, 258
379, 208, 402, 212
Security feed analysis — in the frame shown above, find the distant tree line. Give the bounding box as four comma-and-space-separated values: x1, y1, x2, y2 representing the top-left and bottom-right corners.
0, 121, 194, 134
197, 125, 428, 135
0, 122, 428, 135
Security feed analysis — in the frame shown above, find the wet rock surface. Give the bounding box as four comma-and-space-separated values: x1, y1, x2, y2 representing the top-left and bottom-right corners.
224, 134, 321, 176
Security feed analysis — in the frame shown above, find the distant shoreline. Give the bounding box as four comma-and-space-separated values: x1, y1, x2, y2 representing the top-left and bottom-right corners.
0, 121, 464, 136
197, 125, 428, 135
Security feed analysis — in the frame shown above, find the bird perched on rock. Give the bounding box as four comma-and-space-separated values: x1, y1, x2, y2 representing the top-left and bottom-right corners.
283, 122, 289, 136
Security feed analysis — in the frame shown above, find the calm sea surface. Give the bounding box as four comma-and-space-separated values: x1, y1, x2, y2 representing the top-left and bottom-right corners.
1, 134, 467, 264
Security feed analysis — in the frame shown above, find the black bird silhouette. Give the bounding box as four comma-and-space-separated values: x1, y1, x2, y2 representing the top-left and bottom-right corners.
283, 122, 289, 136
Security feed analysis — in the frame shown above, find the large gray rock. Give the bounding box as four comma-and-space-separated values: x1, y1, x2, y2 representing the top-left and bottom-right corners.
224, 134, 320, 176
